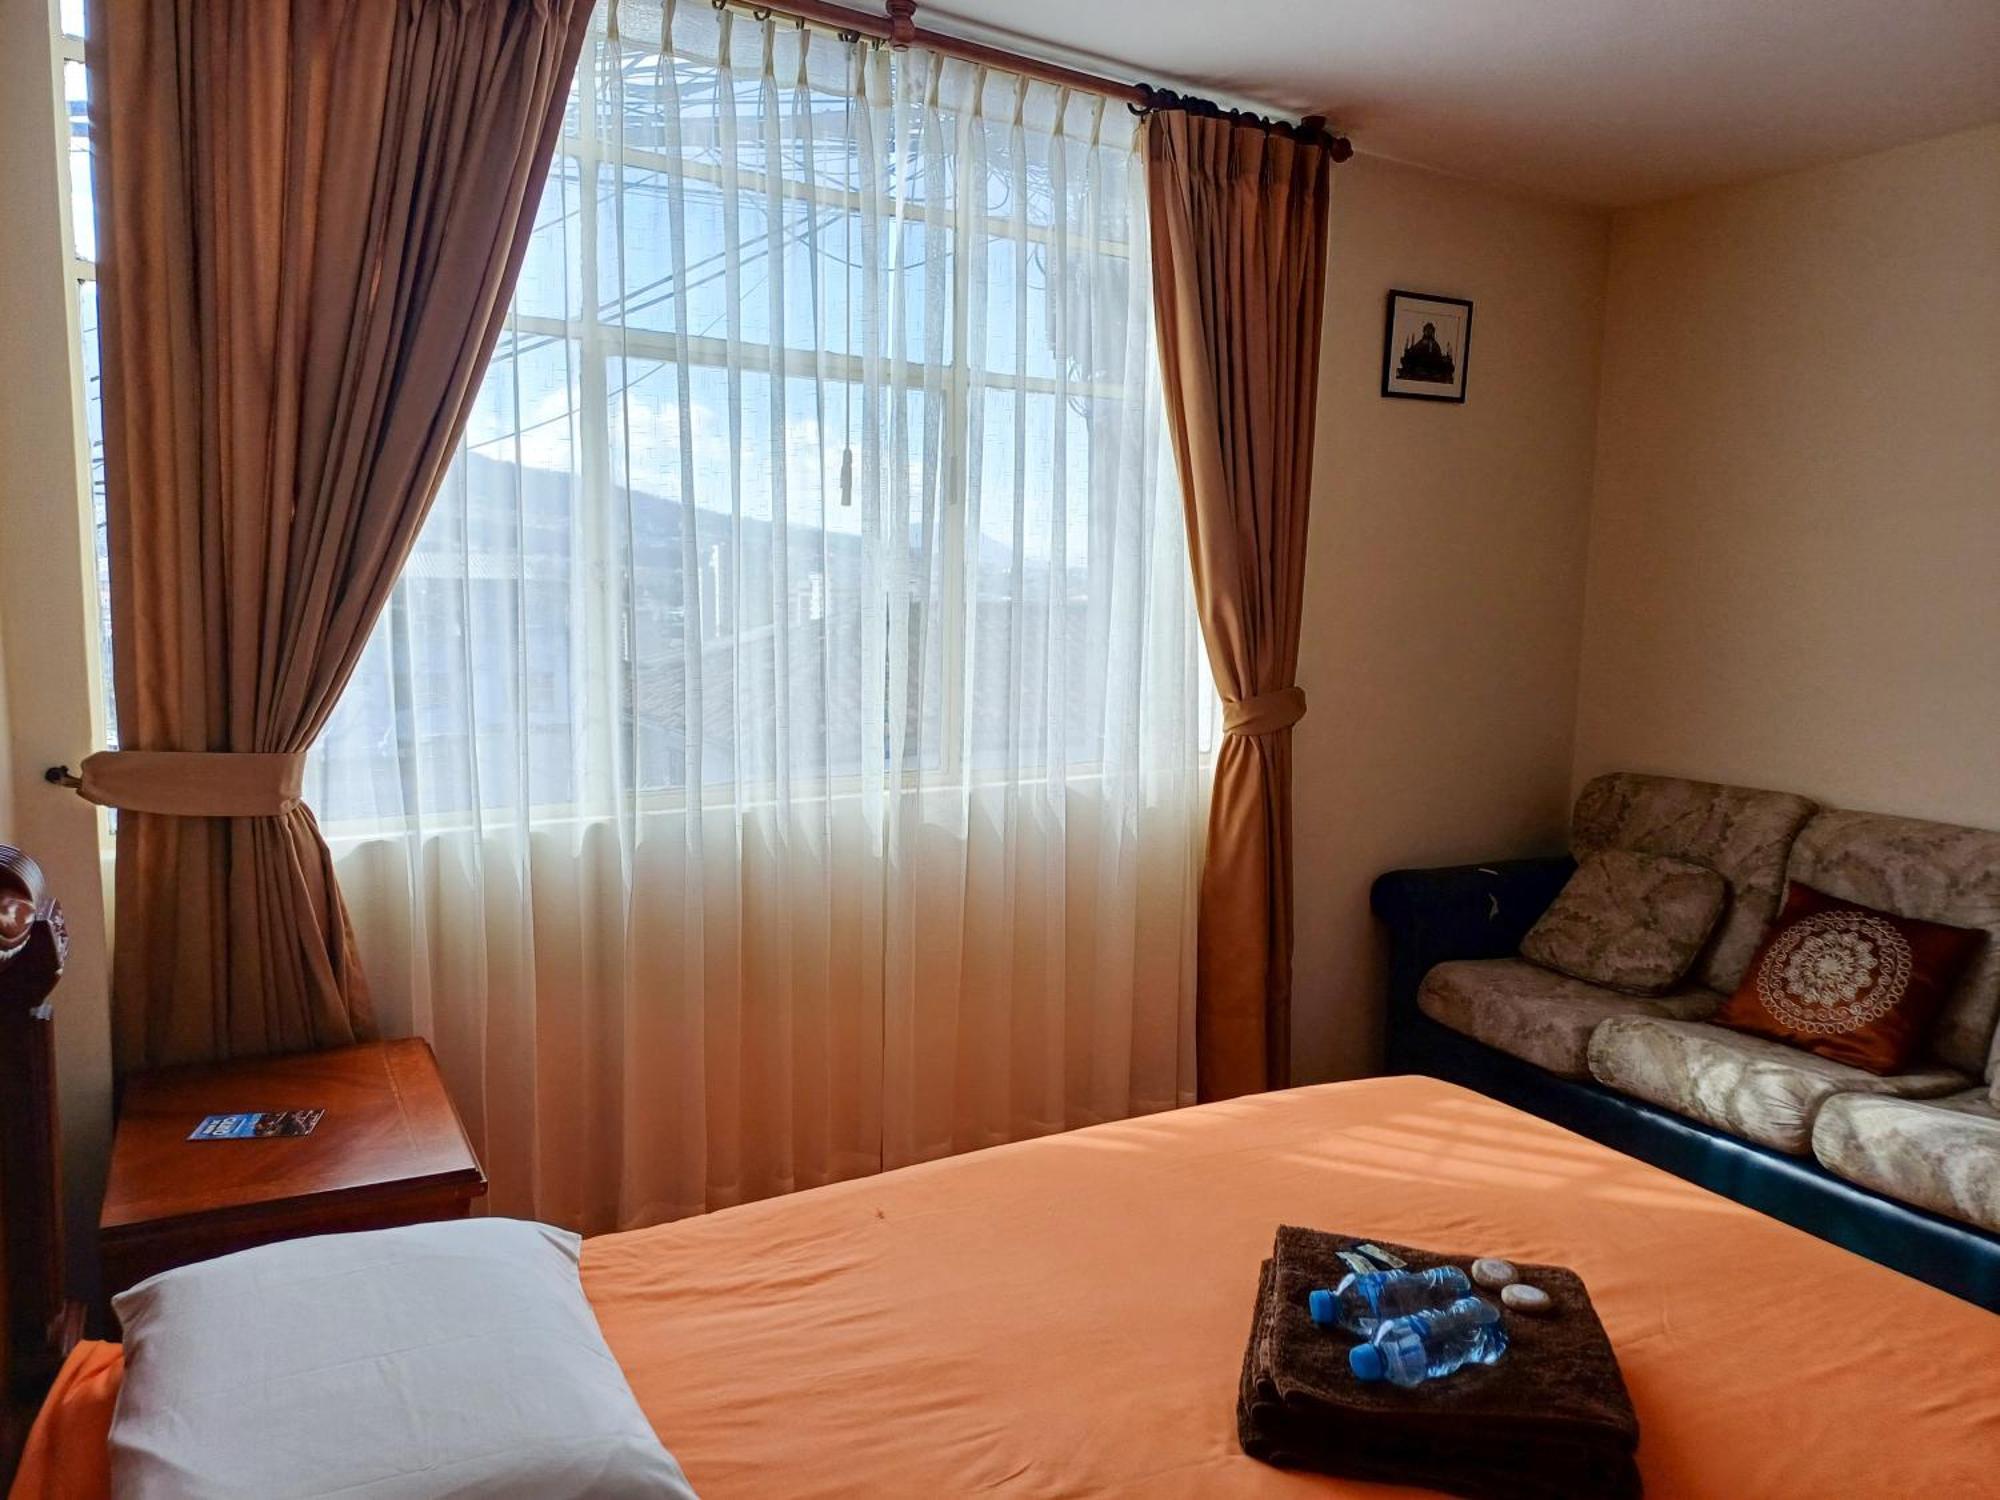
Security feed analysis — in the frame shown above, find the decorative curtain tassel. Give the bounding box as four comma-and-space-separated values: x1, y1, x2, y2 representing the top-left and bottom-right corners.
839, 446, 855, 507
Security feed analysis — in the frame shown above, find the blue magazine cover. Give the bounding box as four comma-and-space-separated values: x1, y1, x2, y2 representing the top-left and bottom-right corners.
187, 1108, 325, 1140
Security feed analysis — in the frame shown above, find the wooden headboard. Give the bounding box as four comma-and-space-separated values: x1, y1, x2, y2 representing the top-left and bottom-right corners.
0, 845, 72, 1476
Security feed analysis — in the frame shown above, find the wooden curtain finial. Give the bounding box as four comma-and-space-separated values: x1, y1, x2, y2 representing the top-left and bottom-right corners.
1299, 116, 1355, 162
884, 0, 917, 48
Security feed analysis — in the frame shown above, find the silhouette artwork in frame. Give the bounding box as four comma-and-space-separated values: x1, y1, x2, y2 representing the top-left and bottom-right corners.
1381, 290, 1472, 402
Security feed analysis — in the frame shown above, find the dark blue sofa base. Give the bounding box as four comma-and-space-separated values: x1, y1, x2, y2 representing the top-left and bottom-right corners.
1373, 858, 2000, 1311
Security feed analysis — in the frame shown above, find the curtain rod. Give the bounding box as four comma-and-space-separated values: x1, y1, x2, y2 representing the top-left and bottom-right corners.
705, 0, 1353, 160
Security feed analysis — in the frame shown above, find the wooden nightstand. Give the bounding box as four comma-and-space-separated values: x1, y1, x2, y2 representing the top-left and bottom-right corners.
99, 1038, 486, 1301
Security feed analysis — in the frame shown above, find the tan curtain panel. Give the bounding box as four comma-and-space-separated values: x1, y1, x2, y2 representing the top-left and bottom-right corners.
87, 0, 591, 1070
1143, 109, 1333, 1100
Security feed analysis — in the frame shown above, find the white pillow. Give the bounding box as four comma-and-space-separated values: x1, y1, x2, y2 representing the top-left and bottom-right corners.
109, 1218, 696, 1500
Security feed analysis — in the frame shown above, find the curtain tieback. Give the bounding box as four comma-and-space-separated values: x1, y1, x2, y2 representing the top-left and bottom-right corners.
1221, 685, 1306, 737
76, 750, 308, 817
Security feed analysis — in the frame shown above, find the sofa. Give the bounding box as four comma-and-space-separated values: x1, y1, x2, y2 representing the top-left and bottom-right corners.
1373, 772, 2000, 1308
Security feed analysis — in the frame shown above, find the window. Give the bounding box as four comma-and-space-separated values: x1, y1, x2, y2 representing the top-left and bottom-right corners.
307, 4, 1208, 830
57, 2, 112, 742
65, 2, 1211, 830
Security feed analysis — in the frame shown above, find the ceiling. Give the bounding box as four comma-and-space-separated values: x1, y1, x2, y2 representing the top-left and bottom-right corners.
918, 0, 2000, 206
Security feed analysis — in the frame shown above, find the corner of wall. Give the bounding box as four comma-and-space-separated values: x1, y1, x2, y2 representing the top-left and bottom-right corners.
1564, 199, 1632, 805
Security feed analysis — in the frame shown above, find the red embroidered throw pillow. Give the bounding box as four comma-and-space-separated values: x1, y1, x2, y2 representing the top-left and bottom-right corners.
1715, 883, 1986, 1075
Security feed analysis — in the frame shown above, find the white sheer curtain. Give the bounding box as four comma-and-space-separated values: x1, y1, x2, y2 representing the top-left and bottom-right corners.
308, 0, 1209, 1233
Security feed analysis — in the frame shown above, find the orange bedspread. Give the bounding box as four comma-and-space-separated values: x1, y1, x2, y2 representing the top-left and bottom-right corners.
15, 1078, 2000, 1497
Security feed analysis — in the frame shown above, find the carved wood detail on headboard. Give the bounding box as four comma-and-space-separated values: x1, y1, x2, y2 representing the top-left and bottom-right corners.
0, 844, 70, 1471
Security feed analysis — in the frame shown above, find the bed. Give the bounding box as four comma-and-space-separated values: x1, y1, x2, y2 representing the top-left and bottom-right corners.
10, 1073, 1999, 1497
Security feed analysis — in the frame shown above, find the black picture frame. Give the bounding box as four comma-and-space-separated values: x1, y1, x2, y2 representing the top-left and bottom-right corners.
1381, 289, 1473, 403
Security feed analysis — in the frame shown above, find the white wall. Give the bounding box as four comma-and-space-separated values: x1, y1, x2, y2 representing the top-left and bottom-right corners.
0, 0, 115, 1296
1291, 153, 1609, 1083
1574, 124, 2000, 828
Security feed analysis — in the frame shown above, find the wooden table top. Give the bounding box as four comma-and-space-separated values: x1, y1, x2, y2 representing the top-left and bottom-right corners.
100, 1038, 485, 1237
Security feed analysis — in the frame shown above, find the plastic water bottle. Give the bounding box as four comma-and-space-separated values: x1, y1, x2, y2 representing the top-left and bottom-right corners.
1308, 1266, 1473, 1334
1347, 1296, 1508, 1387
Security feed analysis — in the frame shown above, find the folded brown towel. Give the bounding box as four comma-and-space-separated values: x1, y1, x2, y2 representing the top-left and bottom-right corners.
1238, 1227, 1642, 1500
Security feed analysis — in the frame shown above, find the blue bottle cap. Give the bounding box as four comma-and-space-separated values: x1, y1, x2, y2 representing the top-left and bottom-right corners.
1307, 1289, 1336, 1327
1348, 1342, 1386, 1382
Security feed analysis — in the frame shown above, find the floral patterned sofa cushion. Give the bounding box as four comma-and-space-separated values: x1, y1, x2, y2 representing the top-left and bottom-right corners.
1571, 773, 1818, 995
1520, 849, 1727, 995
1811, 1089, 2000, 1235
1418, 959, 1723, 1080
1783, 809, 2000, 1082
1586, 1015, 1968, 1156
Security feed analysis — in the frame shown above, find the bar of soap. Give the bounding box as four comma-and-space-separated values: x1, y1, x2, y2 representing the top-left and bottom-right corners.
1502, 1283, 1552, 1314
1471, 1257, 1517, 1289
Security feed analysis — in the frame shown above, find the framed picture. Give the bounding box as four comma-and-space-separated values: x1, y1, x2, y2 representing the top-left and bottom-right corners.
1381, 289, 1472, 402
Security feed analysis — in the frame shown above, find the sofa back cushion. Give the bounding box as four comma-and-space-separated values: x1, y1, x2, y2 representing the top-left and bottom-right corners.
1785, 809, 2000, 1078
1572, 773, 1817, 994
1520, 850, 1727, 995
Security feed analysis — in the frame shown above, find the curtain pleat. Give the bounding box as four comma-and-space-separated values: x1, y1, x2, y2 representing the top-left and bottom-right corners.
1142, 109, 1332, 1100
87, 0, 593, 1069
307, 3, 1208, 1232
